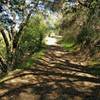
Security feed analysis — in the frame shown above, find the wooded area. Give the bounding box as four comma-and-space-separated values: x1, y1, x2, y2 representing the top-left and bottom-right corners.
0, 0, 100, 100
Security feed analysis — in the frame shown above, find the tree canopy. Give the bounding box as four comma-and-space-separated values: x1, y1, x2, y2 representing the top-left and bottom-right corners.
0, 0, 99, 73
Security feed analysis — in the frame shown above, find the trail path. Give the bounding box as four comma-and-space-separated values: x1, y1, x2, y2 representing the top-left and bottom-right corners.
0, 38, 100, 100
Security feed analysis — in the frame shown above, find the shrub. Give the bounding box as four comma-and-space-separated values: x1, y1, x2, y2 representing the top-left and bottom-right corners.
14, 15, 47, 66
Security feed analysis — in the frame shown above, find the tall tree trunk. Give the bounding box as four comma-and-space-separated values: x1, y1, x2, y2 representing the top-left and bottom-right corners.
0, 29, 10, 53
0, 56, 7, 73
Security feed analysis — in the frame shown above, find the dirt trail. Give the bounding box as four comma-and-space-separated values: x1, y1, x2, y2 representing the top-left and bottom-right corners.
0, 45, 100, 100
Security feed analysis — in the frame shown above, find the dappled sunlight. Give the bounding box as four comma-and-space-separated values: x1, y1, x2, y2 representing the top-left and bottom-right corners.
44, 34, 62, 46
0, 0, 99, 99
0, 45, 100, 100
44, 36, 57, 45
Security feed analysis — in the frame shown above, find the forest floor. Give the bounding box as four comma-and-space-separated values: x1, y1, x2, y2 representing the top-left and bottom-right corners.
0, 44, 100, 100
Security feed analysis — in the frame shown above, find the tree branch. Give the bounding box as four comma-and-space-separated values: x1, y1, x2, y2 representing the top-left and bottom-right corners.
77, 0, 90, 8
0, 29, 10, 52
13, 1, 39, 49
13, 10, 32, 49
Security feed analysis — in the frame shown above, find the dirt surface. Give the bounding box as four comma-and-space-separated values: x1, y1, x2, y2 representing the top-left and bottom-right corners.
0, 45, 100, 100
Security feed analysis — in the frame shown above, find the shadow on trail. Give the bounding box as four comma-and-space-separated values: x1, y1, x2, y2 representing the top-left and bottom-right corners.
0, 45, 100, 100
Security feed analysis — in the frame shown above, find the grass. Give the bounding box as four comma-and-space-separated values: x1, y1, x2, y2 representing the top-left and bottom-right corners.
17, 49, 45, 69
61, 42, 76, 52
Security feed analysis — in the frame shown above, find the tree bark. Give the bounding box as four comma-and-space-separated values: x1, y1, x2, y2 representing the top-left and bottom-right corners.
0, 29, 10, 53
13, 10, 32, 49
77, 0, 91, 8
0, 56, 7, 73
12, 0, 39, 50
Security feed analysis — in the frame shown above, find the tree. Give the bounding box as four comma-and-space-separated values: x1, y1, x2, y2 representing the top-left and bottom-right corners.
0, 0, 39, 72
60, 0, 99, 55
0, 0, 61, 73
76, 0, 100, 57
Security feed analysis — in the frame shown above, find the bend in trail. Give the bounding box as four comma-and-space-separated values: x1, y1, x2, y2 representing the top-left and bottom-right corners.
0, 39, 100, 100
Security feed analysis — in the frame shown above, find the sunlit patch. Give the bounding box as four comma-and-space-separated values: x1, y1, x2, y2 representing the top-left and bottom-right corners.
44, 36, 57, 45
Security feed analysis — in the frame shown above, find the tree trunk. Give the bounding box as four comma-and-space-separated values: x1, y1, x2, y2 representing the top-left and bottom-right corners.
0, 29, 10, 53
0, 57, 7, 73
13, 10, 32, 50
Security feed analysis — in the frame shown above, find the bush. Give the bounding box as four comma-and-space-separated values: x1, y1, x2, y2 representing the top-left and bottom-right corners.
76, 26, 94, 45
14, 15, 47, 66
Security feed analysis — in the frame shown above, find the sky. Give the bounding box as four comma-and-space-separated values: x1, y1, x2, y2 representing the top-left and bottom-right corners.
0, 0, 62, 31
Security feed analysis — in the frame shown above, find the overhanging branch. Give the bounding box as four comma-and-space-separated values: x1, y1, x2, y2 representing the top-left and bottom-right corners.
13, 10, 33, 49
13, 1, 39, 49
77, 0, 90, 8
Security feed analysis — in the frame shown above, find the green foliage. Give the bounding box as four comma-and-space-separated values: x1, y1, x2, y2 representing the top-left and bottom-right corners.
77, 26, 94, 44
18, 49, 45, 69
20, 15, 47, 52
61, 36, 76, 51
60, 5, 88, 49
59, 0, 99, 62
14, 14, 47, 67
61, 42, 75, 51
